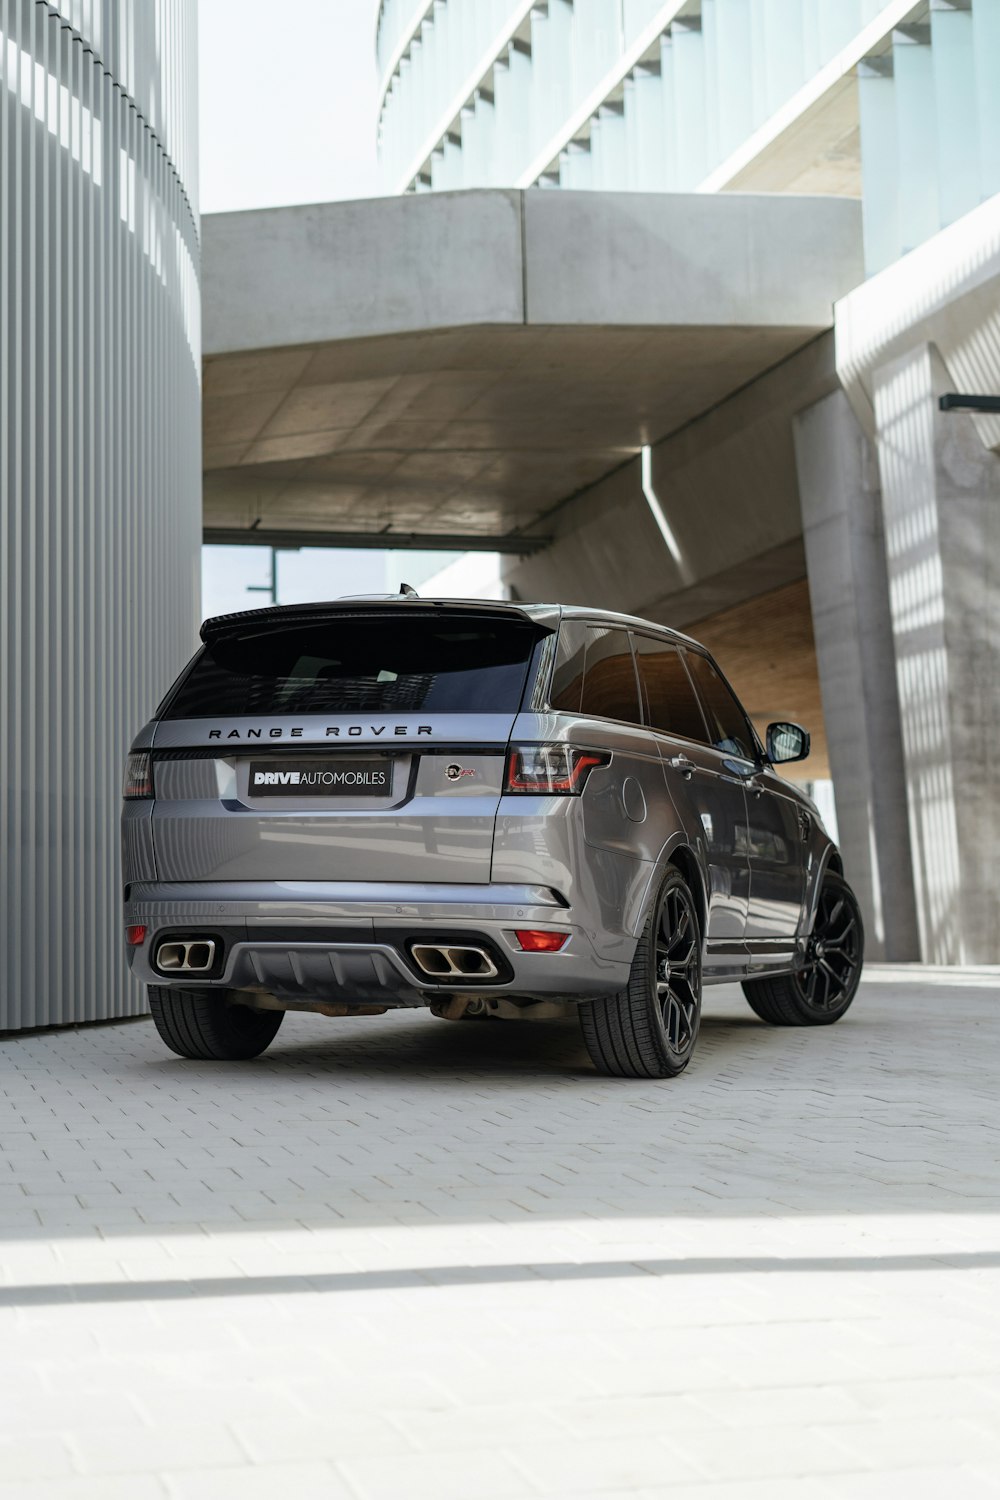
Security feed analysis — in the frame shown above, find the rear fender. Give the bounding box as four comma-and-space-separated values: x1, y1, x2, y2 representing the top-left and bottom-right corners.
628, 834, 708, 946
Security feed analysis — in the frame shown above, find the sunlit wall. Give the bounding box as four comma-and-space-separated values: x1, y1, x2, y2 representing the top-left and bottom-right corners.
0, 0, 201, 1029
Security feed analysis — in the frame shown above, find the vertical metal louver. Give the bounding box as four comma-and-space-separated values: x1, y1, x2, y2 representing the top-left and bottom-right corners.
1, 0, 201, 1029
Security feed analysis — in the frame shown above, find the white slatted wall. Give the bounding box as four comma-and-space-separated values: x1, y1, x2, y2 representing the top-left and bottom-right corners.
0, 0, 200, 1029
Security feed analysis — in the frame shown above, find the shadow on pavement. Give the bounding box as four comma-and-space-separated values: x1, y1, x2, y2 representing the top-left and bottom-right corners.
3, 1249, 1000, 1307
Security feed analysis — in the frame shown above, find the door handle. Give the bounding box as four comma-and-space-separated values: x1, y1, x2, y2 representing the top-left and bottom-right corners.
668, 754, 695, 780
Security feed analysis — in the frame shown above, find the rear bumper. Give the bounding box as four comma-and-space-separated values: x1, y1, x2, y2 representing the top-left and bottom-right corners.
123, 881, 631, 1004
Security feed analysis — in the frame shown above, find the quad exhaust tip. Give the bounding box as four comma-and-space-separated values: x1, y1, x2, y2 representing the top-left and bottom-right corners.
156, 939, 216, 973
410, 943, 499, 981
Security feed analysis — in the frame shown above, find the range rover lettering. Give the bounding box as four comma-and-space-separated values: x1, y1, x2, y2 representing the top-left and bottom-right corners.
122, 593, 864, 1078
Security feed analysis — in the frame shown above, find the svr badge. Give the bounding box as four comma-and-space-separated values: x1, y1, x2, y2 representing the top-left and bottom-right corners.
445, 764, 475, 781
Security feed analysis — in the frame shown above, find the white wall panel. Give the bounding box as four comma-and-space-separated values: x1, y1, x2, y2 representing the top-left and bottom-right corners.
0, 0, 200, 1030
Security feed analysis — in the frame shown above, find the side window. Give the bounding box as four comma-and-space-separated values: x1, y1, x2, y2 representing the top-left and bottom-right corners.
684, 650, 757, 762
549, 622, 588, 713
548, 622, 640, 726
632, 635, 708, 743
579, 627, 640, 724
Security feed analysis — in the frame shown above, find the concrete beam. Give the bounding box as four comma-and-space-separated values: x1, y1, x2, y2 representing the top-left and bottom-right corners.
203, 192, 525, 355
204, 189, 864, 355
201, 190, 863, 547
503, 333, 840, 625
202, 526, 551, 553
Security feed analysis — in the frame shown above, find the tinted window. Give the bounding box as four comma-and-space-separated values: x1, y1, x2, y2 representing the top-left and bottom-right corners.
581, 627, 640, 723
633, 635, 708, 742
684, 651, 756, 762
549, 623, 641, 725
164, 615, 539, 718
548, 621, 588, 714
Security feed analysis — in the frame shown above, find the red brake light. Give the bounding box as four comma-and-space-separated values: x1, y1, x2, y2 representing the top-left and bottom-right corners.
514, 929, 568, 952
505, 745, 609, 794
125, 925, 147, 946
123, 751, 153, 799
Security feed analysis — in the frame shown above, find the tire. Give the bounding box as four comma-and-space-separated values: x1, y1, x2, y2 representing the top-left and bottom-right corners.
579, 868, 702, 1079
148, 987, 284, 1060
742, 872, 864, 1027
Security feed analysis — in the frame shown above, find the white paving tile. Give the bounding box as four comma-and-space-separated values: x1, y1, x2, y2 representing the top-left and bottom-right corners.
1, 972, 999, 1496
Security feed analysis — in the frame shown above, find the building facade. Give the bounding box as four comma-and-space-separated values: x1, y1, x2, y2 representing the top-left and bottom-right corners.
1, 0, 201, 1029
373, 0, 1000, 965
377, 0, 999, 272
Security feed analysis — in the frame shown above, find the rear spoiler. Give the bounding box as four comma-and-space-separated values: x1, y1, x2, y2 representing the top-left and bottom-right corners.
200, 598, 559, 643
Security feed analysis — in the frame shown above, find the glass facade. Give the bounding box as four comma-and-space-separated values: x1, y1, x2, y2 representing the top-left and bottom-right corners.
377, 0, 1000, 273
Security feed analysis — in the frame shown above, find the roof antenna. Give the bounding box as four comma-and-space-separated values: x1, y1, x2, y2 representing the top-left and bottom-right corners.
399, 582, 419, 597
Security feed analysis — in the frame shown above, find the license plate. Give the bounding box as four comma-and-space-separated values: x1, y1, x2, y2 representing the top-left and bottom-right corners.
248, 759, 392, 797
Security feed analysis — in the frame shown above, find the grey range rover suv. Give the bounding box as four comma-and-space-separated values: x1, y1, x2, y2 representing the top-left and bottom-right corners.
122, 593, 863, 1079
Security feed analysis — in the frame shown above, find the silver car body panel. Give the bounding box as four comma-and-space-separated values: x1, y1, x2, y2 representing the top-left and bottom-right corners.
123, 596, 844, 1006
149, 713, 519, 886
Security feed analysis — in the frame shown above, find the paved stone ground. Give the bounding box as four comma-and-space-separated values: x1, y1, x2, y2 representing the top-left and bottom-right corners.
1, 966, 1000, 1498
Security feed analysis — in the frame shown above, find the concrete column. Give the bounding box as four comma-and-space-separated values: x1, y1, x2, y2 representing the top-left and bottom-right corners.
793, 391, 920, 962
872, 344, 1000, 964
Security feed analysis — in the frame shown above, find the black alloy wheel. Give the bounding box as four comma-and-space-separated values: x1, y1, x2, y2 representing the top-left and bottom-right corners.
654, 878, 701, 1058
794, 878, 863, 1015
580, 867, 703, 1078
742, 871, 864, 1027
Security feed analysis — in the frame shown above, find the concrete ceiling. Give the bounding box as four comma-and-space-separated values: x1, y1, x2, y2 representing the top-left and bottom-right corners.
201, 189, 864, 550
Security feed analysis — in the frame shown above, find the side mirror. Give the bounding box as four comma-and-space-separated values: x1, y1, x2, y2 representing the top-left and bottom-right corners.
765, 721, 810, 765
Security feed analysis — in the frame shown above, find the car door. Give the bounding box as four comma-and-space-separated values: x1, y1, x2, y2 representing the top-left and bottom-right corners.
742, 767, 809, 954
632, 635, 751, 965
684, 649, 805, 960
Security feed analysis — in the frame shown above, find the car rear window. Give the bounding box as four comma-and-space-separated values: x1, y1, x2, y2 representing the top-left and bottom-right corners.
162, 615, 541, 718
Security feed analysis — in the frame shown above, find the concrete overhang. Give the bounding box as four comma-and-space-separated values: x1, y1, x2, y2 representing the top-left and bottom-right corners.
202, 189, 864, 550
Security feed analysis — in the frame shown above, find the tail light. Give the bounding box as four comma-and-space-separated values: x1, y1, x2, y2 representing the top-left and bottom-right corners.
123, 750, 153, 799
125, 925, 147, 946
514, 929, 568, 952
504, 745, 609, 795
